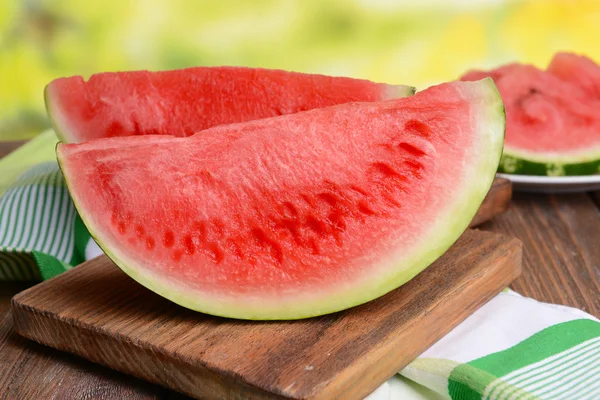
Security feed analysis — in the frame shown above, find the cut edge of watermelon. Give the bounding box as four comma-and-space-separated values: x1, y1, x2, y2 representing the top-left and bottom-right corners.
45, 83, 74, 144
57, 78, 505, 320
500, 145, 600, 176
44, 75, 416, 144
385, 85, 416, 99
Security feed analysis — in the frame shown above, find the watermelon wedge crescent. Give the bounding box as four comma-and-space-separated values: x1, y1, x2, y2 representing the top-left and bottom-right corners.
463, 54, 600, 176
45, 66, 415, 143
57, 78, 505, 320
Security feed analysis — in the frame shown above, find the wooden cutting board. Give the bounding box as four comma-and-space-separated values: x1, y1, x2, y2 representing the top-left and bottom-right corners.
12, 229, 521, 400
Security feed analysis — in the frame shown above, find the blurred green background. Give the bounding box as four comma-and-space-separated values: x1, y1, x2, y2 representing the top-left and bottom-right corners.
2, 0, 600, 141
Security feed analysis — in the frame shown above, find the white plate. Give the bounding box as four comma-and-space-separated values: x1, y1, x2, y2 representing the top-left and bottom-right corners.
497, 173, 600, 193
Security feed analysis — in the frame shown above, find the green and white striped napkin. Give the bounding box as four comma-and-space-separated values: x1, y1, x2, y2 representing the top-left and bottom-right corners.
0, 161, 91, 280
1, 146, 599, 399
389, 291, 599, 400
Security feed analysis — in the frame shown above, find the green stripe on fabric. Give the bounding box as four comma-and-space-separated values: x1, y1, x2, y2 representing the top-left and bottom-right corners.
5, 184, 33, 249
576, 378, 600, 399
4, 184, 27, 246
24, 169, 53, 251
15, 184, 38, 249
448, 366, 522, 400
71, 214, 90, 265
528, 352, 600, 399
49, 186, 68, 257
44, 173, 68, 256
0, 183, 20, 243
53, 193, 76, 262
0, 161, 81, 281
0, 162, 62, 251
449, 319, 600, 400
493, 338, 600, 399
37, 171, 61, 255
474, 319, 599, 377
32, 251, 71, 281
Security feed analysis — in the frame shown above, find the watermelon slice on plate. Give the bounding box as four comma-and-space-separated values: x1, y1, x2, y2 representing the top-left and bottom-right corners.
547, 52, 600, 99
462, 53, 600, 176
57, 79, 505, 320
46, 67, 414, 143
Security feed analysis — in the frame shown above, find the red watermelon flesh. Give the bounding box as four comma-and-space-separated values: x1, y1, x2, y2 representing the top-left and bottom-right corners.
462, 62, 599, 155
57, 79, 504, 320
548, 52, 600, 99
46, 67, 413, 143
461, 63, 522, 83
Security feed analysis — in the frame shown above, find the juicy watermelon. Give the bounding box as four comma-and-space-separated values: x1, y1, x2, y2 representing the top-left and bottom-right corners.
57, 79, 505, 320
462, 53, 600, 176
547, 52, 600, 99
46, 67, 414, 143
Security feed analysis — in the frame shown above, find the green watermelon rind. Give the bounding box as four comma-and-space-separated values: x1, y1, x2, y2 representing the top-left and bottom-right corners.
499, 146, 600, 176
57, 78, 505, 320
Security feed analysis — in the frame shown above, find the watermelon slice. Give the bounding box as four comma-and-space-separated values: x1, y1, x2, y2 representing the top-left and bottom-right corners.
462, 53, 600, 176
548, 52, 600, 99
46, 67, 414, 143
57, 79, 505, 320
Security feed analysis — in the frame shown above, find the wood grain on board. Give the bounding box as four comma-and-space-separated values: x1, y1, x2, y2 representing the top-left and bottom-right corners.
12, 230, 521, 400
0, 311, 177, 400
481, 192, 600, 318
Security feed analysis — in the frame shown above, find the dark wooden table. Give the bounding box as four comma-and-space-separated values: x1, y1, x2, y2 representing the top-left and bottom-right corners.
0, 142, 599, 399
